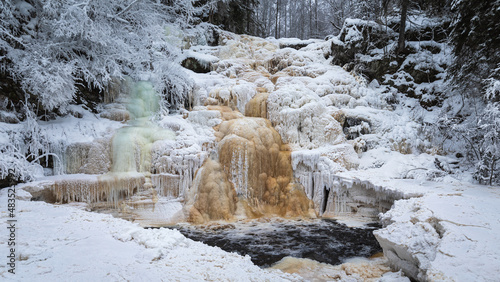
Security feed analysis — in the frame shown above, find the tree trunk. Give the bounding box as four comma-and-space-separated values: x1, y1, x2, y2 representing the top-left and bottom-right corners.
246, 0, 250, 34
275, 0, 280, 38
284, 0, 287, 37
315, 0, 318, 38
398, 0, 409, 54
309, 0, 312, 38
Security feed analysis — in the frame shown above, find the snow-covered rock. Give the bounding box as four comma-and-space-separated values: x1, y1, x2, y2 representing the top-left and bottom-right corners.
375, 187, 500, 281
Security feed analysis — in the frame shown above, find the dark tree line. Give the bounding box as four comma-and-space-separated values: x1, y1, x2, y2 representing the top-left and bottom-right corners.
194, 0, 260, 35
195, 0, 451, 41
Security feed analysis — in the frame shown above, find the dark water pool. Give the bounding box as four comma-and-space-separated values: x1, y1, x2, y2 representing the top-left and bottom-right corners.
152, 219, 381, 267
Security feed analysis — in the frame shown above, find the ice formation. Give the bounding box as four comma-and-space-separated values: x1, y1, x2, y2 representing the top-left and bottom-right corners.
207, 82, 257, 115
267, 87, 346, 149
52, 173, 145, 207
48, 81, 177, 207
187, 106, 315, 223
150, 110, 219, 199
245, 92, 270, 118
181, 32, 425, 222
186, 158, 237, 223
292, 148, 409, 217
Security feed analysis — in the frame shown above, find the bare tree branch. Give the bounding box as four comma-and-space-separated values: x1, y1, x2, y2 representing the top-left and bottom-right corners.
330, 21, 342, 31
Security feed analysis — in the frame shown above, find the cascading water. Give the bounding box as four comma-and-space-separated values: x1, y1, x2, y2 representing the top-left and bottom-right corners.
52, 81, 176, 208
18, 32, 410, 280
111, 81, 175, 173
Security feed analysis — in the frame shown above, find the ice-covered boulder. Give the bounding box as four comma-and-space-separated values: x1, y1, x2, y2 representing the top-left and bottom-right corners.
267, 86, 345, 149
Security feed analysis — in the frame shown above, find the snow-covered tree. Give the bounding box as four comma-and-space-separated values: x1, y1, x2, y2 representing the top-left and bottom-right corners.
473, 102, 500, 185
194, 0, 259, 35
449, 0, 500, 101
0, 0, 196, 185
443, 0, 500, 185
0, 0, 194, 112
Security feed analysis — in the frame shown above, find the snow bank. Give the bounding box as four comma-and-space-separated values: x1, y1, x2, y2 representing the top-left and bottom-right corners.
375, 186, 500, 281
0, 188, 296, 281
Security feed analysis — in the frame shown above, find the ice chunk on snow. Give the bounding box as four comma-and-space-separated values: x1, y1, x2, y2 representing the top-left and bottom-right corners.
375, 186, 500, 281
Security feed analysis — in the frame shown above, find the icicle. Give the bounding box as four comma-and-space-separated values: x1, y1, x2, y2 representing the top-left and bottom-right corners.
150, 148, 209, 199
228, 143, 249, 197
291, 146, 407, 217
51, 174, 145, 207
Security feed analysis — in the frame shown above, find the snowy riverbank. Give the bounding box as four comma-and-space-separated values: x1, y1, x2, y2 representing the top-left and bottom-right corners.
0, 187, 298, 281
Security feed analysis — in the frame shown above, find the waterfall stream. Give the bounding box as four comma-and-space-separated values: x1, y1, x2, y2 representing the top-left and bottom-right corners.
23, 33, 407, 278
165, 219, 382, 267
110, 81, 175, 173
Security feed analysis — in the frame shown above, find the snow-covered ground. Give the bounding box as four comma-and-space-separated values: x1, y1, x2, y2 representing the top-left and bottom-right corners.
339, 153, 500, 281
0, 187, 296, 281
1, 27, 499, 281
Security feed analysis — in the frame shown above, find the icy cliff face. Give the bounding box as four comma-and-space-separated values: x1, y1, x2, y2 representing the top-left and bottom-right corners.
292, 149, 401, 217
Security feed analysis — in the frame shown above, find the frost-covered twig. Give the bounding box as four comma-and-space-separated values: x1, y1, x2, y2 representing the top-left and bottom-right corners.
403, 167, 428, 179
106, 0, 140, 24
115, 0, 139, 18
30, 153, 62, 166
